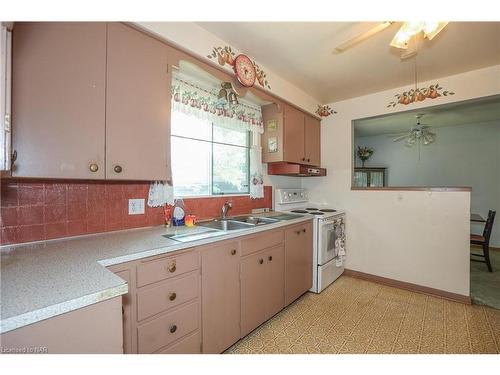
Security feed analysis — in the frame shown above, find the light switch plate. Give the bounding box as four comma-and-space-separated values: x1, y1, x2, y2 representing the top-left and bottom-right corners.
128, 199, 145, 215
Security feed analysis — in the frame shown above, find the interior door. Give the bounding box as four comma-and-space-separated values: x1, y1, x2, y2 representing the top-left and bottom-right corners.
12, 22, 106, 178
201, 241, 240, 353
240, 250, 267, 337
106, 23, 170, 180
304, 115, 321, 166
283, 104, 305, 164
285, 222, 313, 306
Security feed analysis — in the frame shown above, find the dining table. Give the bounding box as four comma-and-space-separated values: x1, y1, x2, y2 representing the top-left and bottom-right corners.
471, 213, 486, 223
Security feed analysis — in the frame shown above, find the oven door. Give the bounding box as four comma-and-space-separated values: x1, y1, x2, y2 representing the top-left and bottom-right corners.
318, 220, 337, 265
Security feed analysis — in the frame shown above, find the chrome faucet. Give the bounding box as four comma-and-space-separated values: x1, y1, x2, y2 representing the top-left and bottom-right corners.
221, 201, 232, 219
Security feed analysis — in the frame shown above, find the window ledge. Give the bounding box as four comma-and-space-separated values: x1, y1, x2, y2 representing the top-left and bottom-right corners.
175, 193, 251, 199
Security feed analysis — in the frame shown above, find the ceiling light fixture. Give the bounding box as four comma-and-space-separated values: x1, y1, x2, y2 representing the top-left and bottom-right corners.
390, 21, 448, 49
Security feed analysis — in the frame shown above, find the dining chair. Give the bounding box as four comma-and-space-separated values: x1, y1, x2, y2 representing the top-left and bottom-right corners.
470, 210, 496, 272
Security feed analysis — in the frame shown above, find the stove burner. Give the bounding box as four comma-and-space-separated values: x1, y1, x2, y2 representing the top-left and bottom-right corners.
319, 209, 337, 212
291, 210, 309, 214
309, 211, 324, 215
306, 207, 318, 210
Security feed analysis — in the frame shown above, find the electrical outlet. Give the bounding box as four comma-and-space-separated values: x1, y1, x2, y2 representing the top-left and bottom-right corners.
128, 199, 145, 215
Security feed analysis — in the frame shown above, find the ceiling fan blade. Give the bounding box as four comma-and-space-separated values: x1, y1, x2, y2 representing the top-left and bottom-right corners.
393, 134, 410, 142
334, 22, 394, 52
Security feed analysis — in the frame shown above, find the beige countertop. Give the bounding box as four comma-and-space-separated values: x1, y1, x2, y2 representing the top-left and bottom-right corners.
0, 212, 310, 334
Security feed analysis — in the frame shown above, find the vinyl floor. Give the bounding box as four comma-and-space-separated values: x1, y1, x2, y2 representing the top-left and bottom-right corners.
226, 276, 500, 354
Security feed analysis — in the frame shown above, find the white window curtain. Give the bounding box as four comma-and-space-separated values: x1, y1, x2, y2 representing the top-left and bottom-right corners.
171, 76, 264, 135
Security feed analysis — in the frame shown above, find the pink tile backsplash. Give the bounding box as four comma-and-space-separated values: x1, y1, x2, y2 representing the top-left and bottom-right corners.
0, 179, 273, 245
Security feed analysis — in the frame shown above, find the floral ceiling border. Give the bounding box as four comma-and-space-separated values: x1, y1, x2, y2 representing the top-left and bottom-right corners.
387, 83, 455, 108
207, 46, 271, 90
316, 105, 337, 117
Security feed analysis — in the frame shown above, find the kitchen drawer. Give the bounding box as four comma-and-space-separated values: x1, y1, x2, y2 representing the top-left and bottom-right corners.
137, 301, 199, 354
156, 331, 201, 354
137, 251, 199, 287
137, 272, 199, 321
240, 229, 284, 257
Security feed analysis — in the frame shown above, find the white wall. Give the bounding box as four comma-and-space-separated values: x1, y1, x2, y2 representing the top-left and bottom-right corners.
355, 121, 500, 247
303, 65, 500, 297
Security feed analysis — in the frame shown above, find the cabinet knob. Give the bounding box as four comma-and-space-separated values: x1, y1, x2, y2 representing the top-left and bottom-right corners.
167, 262, 176, 273
302, 228, 306, 233
169, 292, 177, 301
89, 163, 99, 172
307, 158, 311, 162
231, 249, 237, 256
268, 256, 273, 261
169, 324, 177, 334
295, 230, 301, 235
301, 157, 306, 162
114, 165, 123, 173
259, 258, 264, 265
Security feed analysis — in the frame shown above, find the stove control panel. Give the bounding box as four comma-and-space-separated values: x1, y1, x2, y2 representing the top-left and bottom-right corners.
275, 188, 308, 204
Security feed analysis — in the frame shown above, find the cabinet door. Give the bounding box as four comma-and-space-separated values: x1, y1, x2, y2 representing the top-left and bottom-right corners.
283, 104, 305, 164
201, 241, 240, 354
12, 22, 106, 178
265, 245, 285, 318
106, 23, 170, 180
285, 222, 313, 306
240, 250, 268, 337
304, 115, 321, 167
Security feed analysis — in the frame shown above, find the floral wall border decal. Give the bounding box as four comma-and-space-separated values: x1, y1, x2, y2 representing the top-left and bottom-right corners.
387, 83, 455, 107
207, 45, 271, 90
316, 105, 337, 117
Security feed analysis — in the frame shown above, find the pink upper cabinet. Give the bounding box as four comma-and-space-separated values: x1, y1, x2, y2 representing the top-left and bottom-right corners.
105, 23, 170, 181
12, 22, 107, 179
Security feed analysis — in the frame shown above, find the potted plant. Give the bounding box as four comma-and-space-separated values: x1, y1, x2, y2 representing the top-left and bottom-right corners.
357, 146, 374, 167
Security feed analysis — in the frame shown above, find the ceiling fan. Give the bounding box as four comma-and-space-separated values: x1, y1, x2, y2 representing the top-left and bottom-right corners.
390, 114, 436, 147
334, 21, 449, 60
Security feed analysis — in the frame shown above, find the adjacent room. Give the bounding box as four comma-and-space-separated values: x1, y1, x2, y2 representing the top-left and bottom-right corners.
353, 95, 500, 309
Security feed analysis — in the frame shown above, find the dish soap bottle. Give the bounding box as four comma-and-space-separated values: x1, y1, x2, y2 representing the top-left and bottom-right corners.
172, 198, 186, 226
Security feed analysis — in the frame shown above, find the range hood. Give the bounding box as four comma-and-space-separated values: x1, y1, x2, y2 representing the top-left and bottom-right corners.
267, 162, 327, 177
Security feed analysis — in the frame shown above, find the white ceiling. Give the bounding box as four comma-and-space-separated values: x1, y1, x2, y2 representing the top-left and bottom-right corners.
197, 22, 500, 103
354, 95, 500, 137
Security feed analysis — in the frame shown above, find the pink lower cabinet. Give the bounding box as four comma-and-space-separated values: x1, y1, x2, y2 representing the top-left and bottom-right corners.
200, 241, 241, 354
284, 222, 313, 306
240, 245, 285, 337
108, 249, 202, 354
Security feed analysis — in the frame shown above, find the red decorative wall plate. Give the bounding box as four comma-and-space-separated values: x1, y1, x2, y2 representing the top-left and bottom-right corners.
233, 54, 256, 87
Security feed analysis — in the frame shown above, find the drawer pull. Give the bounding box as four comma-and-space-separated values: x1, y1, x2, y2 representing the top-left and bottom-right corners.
169, 292, 177, 301
259, 258, 264, 265
169, 324, 177, 334
230, 249, 237, 256
167, 262, 176, 273
268, 256, 273, 261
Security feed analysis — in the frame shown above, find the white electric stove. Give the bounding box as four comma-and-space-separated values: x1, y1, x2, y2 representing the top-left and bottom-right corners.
275, 188, 346, 293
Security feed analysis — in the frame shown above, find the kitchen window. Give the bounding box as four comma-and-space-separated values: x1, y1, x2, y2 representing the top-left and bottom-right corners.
171, 110, 250, 197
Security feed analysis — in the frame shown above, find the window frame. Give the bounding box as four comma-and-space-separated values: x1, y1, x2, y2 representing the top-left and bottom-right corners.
171, 118, 251, 198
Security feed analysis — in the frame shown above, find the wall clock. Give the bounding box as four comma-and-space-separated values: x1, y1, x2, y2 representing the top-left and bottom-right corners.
233, 54, 256, 87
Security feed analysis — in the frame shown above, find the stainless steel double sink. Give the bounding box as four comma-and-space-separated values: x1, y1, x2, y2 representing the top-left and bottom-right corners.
198, 216, 280, 231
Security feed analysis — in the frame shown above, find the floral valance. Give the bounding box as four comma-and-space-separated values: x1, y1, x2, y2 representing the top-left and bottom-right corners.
171, 76, 264, 134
